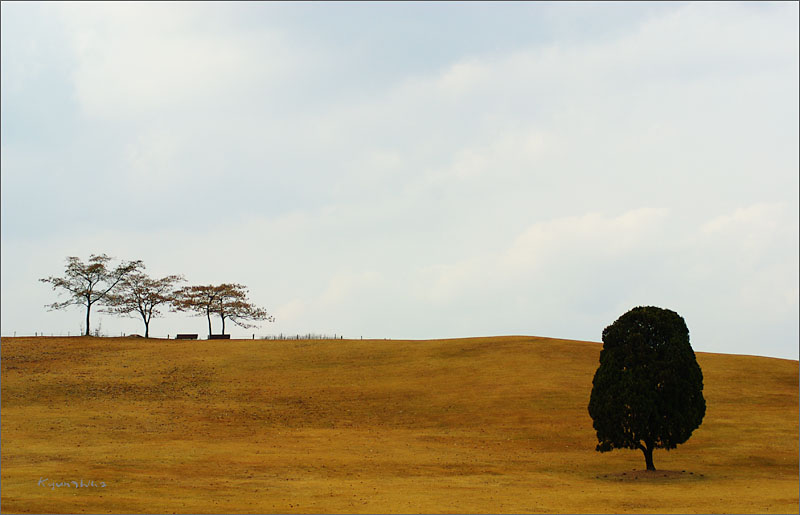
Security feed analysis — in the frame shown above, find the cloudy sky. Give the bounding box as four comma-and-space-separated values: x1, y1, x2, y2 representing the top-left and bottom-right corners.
2, 2, 797, 359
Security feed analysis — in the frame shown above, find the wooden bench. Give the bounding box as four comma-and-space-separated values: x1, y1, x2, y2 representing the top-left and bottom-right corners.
175, 333, 198, 340
208, 334, 231, 340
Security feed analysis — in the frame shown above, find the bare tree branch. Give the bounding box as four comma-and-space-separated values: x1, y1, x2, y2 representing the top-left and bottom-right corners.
40, 254, 143, 336
172, 283, 274, 337
103, 273, 185, 338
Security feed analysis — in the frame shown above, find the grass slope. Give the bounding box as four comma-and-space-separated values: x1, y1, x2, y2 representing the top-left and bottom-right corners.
1, 336, 797, 514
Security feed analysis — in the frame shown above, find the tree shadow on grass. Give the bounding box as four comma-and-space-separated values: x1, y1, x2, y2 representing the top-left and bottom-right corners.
596, 469, 706, 482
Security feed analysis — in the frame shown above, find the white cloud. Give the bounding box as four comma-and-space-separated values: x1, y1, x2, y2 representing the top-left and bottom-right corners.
2, 2, 797, 357
695, 202, 798, 313
414, 208, 669, 306
318, 270, 384, 307
54, 2, 303, 122
502, 208, 670, 269
702, 202, 787, 237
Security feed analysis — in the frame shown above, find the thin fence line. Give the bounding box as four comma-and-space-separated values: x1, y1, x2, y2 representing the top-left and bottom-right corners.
2, 331, 354, 341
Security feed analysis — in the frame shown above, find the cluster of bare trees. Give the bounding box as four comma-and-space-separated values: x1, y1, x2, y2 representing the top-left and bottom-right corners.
40, 254, 274, 338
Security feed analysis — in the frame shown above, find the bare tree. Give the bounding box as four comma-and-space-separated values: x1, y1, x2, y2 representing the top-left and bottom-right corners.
173, 283, 274, 337
40, 254, 143, 336
104, 272, 185, 338
172, 284, 225, 337
215, 283, 275, 335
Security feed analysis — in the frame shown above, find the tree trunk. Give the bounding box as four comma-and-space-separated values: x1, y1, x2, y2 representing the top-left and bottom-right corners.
143, 307, 153, 339
140, 311, 149, 339
642, 445, 656, 471
85, 304, 91, 336
221, 316, 226, 336
207, 312, 212, 338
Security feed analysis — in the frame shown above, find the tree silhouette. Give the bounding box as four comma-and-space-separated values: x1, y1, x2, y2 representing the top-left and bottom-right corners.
173, 283, 273, 337
40, 254, 143, 336
214, 283, 275, 334
103, 271, 185, 338
172, 285, 224, 337
588, 306, 706, 471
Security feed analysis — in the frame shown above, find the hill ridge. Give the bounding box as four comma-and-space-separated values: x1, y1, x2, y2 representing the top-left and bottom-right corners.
1, 335, 797, 513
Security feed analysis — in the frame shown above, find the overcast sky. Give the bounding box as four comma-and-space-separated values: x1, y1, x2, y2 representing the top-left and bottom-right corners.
2, 2, 798, 359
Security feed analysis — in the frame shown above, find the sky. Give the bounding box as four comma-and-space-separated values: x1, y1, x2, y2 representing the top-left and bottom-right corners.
1, 1, 798, 359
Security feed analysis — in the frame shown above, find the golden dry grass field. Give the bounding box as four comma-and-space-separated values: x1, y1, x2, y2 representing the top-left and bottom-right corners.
1, 335, 797, 514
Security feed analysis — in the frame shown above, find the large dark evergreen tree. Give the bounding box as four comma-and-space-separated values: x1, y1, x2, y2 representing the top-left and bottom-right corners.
588, 306, 705, 470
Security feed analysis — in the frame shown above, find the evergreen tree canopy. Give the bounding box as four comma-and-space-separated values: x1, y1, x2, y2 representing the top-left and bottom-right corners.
588, 306, 706, 470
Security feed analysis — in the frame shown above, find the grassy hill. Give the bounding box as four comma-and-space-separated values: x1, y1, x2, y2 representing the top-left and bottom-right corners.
1, 335, 797, 514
